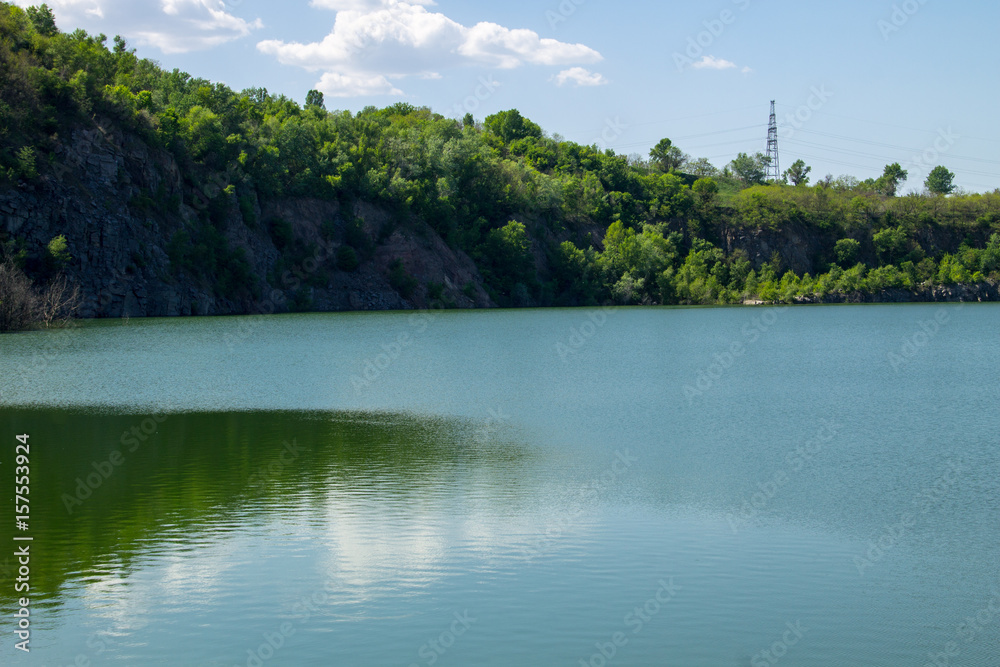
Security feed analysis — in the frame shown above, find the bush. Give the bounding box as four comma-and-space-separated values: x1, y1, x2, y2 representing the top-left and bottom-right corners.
238, 196, 257, 227
16, 146, 37, 180
427, 281, 444, 301
336, 246, 359, 272
0, 258, 80, 332
269, 218, 293, 250
388, 259, 417, 298
0, 258, 37, 331
46, 234, 71, 270
834, 238, 861, 268
344, 217, 373, 257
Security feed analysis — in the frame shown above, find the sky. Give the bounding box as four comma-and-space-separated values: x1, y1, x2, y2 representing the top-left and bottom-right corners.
19, 0, 1000, 193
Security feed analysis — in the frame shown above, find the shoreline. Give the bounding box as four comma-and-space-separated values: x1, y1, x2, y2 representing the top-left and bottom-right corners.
7, 286, 996, 331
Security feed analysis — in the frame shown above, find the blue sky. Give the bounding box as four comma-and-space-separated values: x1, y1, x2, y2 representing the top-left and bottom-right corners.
23, 0, 1000, 192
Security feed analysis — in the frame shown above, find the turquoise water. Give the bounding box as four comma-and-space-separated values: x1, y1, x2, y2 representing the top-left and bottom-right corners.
0, 304, 998, 665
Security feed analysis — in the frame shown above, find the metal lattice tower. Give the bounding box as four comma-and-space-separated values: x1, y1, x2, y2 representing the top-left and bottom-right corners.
765, 100, 780, 182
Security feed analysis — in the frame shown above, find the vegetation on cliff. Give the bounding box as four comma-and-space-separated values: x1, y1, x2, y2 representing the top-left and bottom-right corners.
1, 3, 998, 331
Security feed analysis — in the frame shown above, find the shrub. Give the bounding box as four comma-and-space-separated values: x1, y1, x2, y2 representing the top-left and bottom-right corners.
0, 258, 37, 331
16, 146, 37, 180
0, 258, 80, 331
46, 234, 71, 271
388, 259, 417, 298
269, 218, 293, 250
834, 238, 861, 268
336, 246, 359, 272
427, 281, 444, 301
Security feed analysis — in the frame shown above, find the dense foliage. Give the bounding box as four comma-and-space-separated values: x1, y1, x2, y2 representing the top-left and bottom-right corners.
1, 2, 999, 314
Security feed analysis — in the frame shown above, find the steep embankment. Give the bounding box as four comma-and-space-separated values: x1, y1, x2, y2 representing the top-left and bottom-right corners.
4, 114, 998, 321
2, 115, 996, 321
1, 118, 494, 318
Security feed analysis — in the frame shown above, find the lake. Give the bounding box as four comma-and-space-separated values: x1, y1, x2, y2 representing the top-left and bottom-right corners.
1, 304, 998, 665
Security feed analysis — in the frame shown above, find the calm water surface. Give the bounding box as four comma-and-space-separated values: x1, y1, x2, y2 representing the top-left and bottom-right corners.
0, 304, 998, 665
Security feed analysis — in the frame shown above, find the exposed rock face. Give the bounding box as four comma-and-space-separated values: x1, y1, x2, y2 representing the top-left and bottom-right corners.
0, 119, 493, 319
721, 222, 825, 275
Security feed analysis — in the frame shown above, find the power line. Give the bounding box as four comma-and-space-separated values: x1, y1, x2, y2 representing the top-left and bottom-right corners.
566, 104, 764, 138
791, 128, 1000, 167
610, 124, 766, 151
784, 138, 1000, 179
773, 103, 1000, 144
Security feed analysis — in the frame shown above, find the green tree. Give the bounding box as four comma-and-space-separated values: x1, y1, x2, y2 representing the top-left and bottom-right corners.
16, 147, 37, 180
305, 89, 325, 110
834, 238, 861, 268
685, 157, 718, 178
483, 110, 542, 144
872, 225, 909, 264
876, 163, 907, 197
925, 166, 955, 195
26, 4, 57, 37
649, 138, 686, 173
479, 221, 535, 298
181, 106, 224, 163
729, 152, 770, 186
692, 177, 718, 210
784, 159, 811, 186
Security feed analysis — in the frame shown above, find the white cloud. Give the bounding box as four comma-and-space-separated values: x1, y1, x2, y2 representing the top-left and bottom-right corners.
552, 67, 608, 87
257, 1, 603, 97
316, 72, 404, 97
692, 55, 738, 70
13, 0, 262, 53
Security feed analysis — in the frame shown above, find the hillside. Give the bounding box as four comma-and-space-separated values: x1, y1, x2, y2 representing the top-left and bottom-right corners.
1, 2, 999, 329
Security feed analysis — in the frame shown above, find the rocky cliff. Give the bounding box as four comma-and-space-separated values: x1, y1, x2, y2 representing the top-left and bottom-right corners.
0, 117, 494, 319
2, 116, 996, 320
